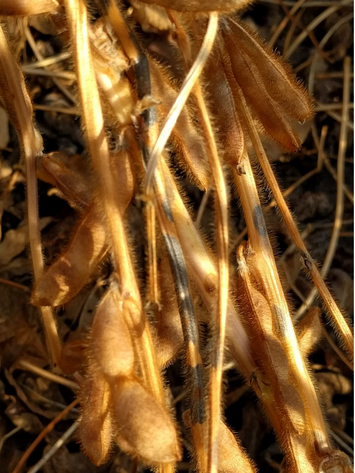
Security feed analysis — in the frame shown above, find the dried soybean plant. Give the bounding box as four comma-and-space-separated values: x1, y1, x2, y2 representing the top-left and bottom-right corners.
0, 0, 353, 472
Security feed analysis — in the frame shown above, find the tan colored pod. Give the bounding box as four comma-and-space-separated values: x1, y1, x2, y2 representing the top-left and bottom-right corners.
110, 149, 135, 213
224, 19, 313, 122
154, 253, 184, 368
41, 153, 91, 209
222, 19, 313, 151
0, 0, 59, 16
91, 288, 135, 380
218, 422, 257, 472
136, 0, 252, 13
78, 369, 113, 466
113, 377, 180, 463
296, 307, 322, 358
31, 204, 107, 306
205, 42, 244, 166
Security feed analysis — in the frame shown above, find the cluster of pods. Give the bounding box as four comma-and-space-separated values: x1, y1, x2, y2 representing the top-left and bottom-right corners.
0, 0, 352, 471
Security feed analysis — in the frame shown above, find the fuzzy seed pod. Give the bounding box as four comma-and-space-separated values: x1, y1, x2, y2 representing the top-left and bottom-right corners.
91, 288, 135, 380
31, 204, 107, 306
111, 149, 135, 213
296, 308, 322, 358
217, 422, 257, 472
206, 41, 244, 166
155, 253, 184, 368
222, 19, 313, 151
113, 377, 180, 463
136, 0, 252, 13
0, 0, 59, 16
41, 153, 91, 209
78, 369, 113, 466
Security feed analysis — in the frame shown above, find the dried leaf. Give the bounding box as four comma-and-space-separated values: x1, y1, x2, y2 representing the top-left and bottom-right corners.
0, 217, 52, 267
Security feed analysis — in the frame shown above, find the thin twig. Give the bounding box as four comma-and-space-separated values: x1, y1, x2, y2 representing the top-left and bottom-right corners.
284, 0, 353, 59
27, 421, 79, 473
17, 359, 79, 390
12, 399, 78, 473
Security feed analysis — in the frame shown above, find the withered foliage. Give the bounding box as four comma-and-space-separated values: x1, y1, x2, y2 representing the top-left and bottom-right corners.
0, 0, 353, 472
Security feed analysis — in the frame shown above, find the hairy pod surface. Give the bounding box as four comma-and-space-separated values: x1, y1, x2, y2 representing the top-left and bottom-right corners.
91, 288, 135, 380
221, 19, 313, 151
78, 368, 113, 466
0, 0, 59, 16
31, 204, 107, 306
296, 308, 323, 358
217, 421, 257, 473
113, 377, 180, 463
41, 153, 91, 209
136, 0, 252, 13
154, 252, 184, 368
205, 40, 244, 166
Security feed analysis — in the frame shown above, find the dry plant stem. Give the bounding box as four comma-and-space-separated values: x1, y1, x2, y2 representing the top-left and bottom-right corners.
105, 0, 140, 63
171, 17, 230, 471
12, 399, 78, 473
64, 0, 169, 432
324, 156, 354, 204
0, 25, 62, 367
17, 359, 79, 391
153, 162, 208, 471
310, 123, 354, 205
308, 11, 354, 96
190, 83, 229, 473
230, 126, 326, 253
238, 77, 354, 360
133, 18, 221, 469
268, 125, 326, 210
144, 13, 218, 191
131, 50, 209, 469
27, 421, 79, 473
159, 159, 254, 377
295, 57, 352, 323
232, 150, 331, 465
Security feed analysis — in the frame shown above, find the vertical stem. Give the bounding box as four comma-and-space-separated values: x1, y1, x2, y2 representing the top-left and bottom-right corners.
0, 25, 61, 367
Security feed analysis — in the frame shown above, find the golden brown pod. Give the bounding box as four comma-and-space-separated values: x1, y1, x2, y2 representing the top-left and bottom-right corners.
41, 153, 91, 209
221, 19, 313, 151
113, 377, 180, 463
154, 252, 184, 368
31, 204, 107, 306
218, 422, 257, 473
78, 369, 113, 466
91, 288, 135, 380
136, 0, 252, 13
205, 41, 244, 166
296, 307, 322, 358
0, 0, 59, 16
